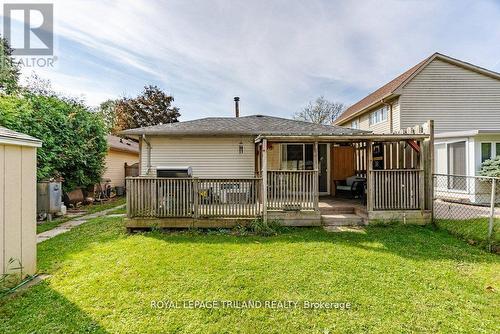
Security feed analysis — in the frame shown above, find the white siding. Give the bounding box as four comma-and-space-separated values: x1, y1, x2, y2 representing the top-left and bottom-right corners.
400, 58, 500, 133
141, 136, 255, 178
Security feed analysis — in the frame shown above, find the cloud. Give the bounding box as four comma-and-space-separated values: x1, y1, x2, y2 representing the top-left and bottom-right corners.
5, 0, 500, 120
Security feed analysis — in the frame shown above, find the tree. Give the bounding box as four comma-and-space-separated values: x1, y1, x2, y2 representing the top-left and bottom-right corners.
98, 99, 117, 132
0, 92, 107, 192
295, 96, 346, 124
112, 85, 180, 132
0, 35, 20, 94
479, 156, 500, 178
23, 72, 54, 96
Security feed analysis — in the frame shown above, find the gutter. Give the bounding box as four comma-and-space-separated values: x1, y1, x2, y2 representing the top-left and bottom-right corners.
335, 92, 398, 125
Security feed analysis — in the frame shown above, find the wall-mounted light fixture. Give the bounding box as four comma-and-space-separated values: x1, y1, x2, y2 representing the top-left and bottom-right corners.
239, 141, 244, 154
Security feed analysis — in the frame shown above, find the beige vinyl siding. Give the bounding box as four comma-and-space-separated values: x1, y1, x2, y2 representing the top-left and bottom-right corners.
0, 144, 37, 278
400, 58, 500, 133
358, 108, 390, 133
391, 99, 401, 131
141, 136, 255, 178
103, 149, 139, 187
339, 99, 399, 134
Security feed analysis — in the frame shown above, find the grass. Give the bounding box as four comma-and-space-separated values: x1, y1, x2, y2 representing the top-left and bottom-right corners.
36, 197, 126, 233
106, 205, 127, 215
435, 218, 499, 249
1, 217, 499, 333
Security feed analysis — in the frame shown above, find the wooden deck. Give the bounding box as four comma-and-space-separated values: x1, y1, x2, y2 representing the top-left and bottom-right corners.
125, 121, 434, 228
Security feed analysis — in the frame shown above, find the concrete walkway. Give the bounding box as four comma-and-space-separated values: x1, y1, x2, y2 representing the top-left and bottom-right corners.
37, 205, 126, 244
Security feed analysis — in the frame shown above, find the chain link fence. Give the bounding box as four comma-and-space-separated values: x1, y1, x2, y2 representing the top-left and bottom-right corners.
433, 174, 499, 252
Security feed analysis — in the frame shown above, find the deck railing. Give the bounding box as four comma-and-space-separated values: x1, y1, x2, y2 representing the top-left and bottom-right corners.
267, 170, 318, 211
127, 177, 262, 218
195, 178, 261, 217
371, 169, 422, 210
127, 171, 319, 218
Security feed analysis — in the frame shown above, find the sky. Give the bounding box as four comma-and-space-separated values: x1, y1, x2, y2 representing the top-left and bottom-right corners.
2, 0, 500, 120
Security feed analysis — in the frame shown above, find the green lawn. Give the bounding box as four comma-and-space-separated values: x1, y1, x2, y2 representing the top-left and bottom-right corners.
106, 205, 127, 215
36, 197, 126, 233
1, 217, 499, 333
435, 218, 499, 249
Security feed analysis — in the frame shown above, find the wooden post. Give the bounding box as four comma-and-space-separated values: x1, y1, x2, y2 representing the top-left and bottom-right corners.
488, 179, 496, 252
262, 138, 268, 222
193, 178, 199, 219
126, 178, 131, 218
419, 139, 425, 213
426, 120, 435, 219
366, 141, 373, 211
313, 141, 319, 210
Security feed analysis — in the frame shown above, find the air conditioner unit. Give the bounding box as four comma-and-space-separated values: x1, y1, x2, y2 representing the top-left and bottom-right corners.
219, 182, 250, 204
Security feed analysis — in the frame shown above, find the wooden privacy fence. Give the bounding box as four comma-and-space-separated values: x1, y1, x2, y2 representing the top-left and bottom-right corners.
127, 177, 261, 218
267, 170, 318, 211
371, 170, 423, 210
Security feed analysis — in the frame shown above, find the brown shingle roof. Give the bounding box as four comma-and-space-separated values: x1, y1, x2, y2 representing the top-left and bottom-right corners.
107, 135, 139, 154
334, 54, 433, 124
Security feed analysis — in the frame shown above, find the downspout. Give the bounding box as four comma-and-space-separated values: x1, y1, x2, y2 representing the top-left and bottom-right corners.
381, 99, 393, 133
142, 134, 152, 175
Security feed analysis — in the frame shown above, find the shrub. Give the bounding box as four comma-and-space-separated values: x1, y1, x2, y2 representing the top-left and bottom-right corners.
479, 156, 500, 178
0, 93, 107, 191
249, 218, 285, 236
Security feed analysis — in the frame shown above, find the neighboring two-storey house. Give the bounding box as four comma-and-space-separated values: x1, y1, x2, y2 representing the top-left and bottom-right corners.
335, 53, 500, 187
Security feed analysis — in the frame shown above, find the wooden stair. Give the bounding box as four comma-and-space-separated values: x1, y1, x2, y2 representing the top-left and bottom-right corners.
320, 205, 367, 226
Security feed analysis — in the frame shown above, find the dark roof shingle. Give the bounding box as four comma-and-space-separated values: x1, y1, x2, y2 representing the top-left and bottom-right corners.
107, 135, 139, 153
120, 115, 368, 137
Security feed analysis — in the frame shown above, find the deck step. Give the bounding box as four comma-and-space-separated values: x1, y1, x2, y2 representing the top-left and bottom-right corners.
319, 206, 355, 215
321, 213, 365, 226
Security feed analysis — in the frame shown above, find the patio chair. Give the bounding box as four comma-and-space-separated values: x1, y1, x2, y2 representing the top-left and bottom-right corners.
334, 175, 366, 200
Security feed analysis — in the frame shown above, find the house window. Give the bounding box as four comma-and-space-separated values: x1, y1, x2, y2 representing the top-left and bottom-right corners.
447, 141, 466, 190
369, 106, 388, 126
281, 144, 313, 170
481, 143, 492, 163
497, 143, 500, 157
351, 119, 359, 129
434, 143, 447, 174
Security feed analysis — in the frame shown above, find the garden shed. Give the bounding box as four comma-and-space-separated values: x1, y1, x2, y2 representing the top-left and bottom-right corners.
0, 126, 41, 279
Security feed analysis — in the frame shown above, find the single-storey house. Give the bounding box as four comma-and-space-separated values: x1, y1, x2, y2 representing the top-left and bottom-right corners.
0, 126, 41, 280
103, 135, 139, 189
334, 52, 500, 203
121, 111, 433, 228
